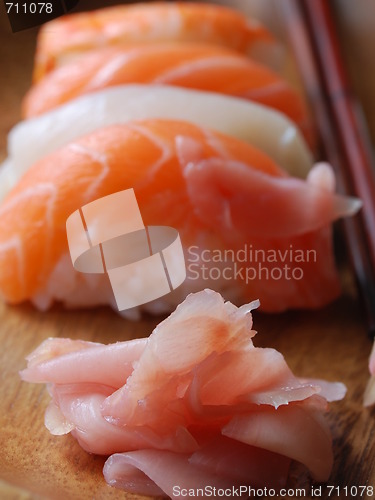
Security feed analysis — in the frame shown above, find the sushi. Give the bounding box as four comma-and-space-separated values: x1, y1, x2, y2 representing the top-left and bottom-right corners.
32, 2, 282, 82
20, 289, 346, 495
1, 85, 313, 203
23, 43, 312, 146
0, 119, 360, 314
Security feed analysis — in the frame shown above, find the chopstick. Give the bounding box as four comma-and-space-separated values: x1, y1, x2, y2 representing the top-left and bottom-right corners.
280, 0, 375, 337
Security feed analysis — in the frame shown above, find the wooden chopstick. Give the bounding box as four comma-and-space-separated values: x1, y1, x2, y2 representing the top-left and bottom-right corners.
303, 0, 375, 264
280, 0, 375, 337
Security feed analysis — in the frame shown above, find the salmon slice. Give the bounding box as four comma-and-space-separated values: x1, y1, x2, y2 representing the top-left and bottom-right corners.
23, 43, 312, 146
20, 289, 346, 493
0, 120, 359, 312
32, 2, 280, 82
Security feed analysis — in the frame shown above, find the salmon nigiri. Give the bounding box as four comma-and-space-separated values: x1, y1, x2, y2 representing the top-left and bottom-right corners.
0, 120, 359, 315
32, 2, 281, 82
23, 43, 312, 146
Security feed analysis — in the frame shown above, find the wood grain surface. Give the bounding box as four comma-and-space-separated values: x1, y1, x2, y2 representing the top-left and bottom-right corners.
1, 2, 375, 500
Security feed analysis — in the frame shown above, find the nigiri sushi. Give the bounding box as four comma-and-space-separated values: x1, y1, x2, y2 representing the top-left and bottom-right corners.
0, 119, 359, 315
20, 289, 346, 495
23, 43, 312, 146
32, 2, 282, 82
1, 85, 313, 203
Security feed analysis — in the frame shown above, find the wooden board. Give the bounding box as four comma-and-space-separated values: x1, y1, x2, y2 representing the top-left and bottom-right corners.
1, 2, 375, 499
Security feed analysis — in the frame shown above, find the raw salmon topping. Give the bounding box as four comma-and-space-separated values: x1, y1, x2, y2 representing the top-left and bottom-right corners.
32, 2, 279, 82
